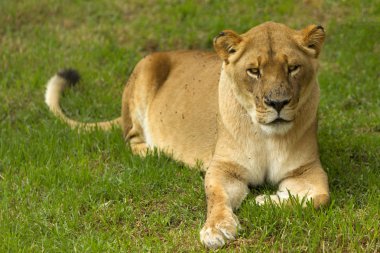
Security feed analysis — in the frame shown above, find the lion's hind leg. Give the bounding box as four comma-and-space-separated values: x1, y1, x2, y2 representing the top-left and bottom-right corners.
127, 128, 149, 156
121, 53, 171, 157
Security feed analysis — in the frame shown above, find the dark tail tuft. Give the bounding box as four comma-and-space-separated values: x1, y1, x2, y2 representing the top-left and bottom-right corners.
57, 68, 80, 86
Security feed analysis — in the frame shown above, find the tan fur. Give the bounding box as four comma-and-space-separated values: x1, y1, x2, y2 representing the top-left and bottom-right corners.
45, 22, 329, 249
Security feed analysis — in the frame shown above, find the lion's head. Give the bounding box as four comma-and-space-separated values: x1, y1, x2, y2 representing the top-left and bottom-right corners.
214, 22, 325, 135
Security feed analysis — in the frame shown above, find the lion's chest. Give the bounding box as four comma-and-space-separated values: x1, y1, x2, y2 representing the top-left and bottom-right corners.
242, 139, 300, 185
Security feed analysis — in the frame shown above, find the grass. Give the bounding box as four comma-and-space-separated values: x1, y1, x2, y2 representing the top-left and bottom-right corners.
0, 0, 379, 251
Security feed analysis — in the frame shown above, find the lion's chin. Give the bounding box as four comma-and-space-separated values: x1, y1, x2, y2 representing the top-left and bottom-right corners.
259, 120, 294, 135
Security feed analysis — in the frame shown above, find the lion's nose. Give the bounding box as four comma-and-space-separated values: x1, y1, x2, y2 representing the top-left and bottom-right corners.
264, 98, 290, 113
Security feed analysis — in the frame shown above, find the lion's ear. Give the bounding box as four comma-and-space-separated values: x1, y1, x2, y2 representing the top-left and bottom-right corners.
298, 24, 325, 58
213, 30, 242, 63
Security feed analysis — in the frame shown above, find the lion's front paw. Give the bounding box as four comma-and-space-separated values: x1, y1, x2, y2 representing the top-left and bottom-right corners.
255, 191, 290, 206
255, 194, 277, 205
200, 214, 239, 249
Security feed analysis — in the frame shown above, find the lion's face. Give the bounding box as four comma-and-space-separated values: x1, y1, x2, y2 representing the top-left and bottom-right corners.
214, 22, 325, 134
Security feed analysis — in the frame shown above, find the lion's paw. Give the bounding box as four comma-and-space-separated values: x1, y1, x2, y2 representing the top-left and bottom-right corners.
255, 191, 290, 205
200, 215, 239, 249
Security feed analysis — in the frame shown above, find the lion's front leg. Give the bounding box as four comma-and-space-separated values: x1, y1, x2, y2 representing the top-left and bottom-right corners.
200, 161, 249, 249
256, 164, 329, 208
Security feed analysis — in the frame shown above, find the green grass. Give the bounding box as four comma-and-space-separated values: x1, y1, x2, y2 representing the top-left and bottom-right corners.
1, 0, 379, 252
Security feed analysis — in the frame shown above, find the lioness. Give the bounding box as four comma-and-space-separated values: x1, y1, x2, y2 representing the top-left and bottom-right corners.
45, 22, 329, 249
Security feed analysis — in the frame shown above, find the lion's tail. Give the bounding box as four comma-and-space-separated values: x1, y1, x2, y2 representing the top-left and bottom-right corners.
44, 69, 122, 131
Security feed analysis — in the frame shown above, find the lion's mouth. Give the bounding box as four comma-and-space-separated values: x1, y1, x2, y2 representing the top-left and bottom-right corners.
266, 118, 293, 125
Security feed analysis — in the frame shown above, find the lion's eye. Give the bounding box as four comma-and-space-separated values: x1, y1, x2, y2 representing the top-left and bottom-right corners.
247, 68, 260, 78
288, 65, 300, 75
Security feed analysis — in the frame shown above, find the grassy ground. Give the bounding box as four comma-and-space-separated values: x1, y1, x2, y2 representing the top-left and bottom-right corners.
1, 0, 379, 252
